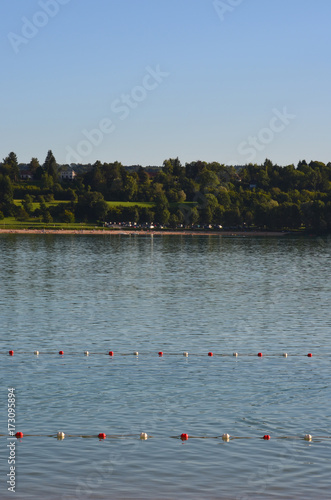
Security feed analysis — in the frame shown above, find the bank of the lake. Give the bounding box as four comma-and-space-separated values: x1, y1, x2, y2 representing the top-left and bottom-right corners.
0, 228, 289, 236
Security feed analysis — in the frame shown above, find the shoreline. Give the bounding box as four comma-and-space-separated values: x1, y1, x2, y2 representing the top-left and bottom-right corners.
0, 229, 289, 236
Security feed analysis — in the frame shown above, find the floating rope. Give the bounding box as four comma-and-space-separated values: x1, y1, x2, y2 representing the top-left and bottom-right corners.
3, 350, 321, 357
2, 432, 330, 442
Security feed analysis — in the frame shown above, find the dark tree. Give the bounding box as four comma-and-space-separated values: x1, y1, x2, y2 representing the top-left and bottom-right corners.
43, 150, 58, 182
28, 158, 40, 176
2, 152, 19, 181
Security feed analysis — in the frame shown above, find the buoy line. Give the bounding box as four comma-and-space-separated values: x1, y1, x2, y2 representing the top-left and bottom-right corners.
4, 350, 321, 357
2, 432, 329, 442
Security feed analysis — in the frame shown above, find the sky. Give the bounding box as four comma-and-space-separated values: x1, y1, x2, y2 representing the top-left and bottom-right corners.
1, 0, 331, 167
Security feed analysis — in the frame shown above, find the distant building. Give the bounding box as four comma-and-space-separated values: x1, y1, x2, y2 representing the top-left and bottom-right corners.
20, 170, 33, 180
60, 168, 76, 181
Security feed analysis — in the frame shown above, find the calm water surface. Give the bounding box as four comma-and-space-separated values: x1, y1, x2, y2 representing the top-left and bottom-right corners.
0, 234, 330, 499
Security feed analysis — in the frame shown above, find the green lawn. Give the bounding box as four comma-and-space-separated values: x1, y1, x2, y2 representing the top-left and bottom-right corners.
14, 200, 69, 210
107, 201, 197, 209
106, 201, 155, 208
0, 217, 102, 230
14, 200, 155, 209
14, 199, 196, 209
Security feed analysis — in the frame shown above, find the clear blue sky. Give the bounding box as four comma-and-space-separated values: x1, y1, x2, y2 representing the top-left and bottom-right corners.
1, 0, 331, 167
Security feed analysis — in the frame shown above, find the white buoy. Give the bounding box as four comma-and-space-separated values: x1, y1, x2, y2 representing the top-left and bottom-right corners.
222, 433, 230, 442
304, 434, 312, 442
134, 352, 139, 356
140, 432, 148, 440
34, 351, 39, 356
183, 352, 189, 357
283, 353, 288, 357
84, 351, 89, 356
233, 353, 238, 357
57, 431, 65, 440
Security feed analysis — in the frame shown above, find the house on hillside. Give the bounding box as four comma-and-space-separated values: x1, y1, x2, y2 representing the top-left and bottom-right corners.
20, 170, 33, 180
60, 168, 77, 181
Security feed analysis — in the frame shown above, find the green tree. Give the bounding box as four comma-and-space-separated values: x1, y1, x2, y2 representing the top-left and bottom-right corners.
217, 187, 231, 208
22, 194, 34, 215
94, 200, 109, 220
197, 169, 220, 192
177, 190, 186, 203
15, 207, 29, 221
62, 210, 75, 223
76, 191, 108, 221
279, 203, 302, 229
154, 192, 169, 223
156, 208, 170, 225
214, 205, 225, 224
28, 157, 40, 176
244, 210, 254, 227
302, 200, 327, 232
43, 210, 53, 223
67, 188, 78, 202
2, 152, 19, 181
0, 174, 14, 215
39, 199, 48, 215
41, 173, 54, 189
223, 207, 242, 227
0, 174, 13, 204
163, 157, 183, 177
138, 166, 150, 184
198, 193, 219, 224
43, 150, 58, 182
190, 206, 200, 226
122, 206, 139, 223
123, 175, 138, 201
199, 206, 213, 224
169, 213, 179, 228
34, 165, 44, 180
139, 207, 154, 224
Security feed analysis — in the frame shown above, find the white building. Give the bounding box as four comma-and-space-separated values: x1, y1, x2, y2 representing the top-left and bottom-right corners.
20, 170, 33, 180
60, 168, 77, 181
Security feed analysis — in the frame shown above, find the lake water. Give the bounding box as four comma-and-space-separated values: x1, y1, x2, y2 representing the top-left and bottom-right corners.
1, 234, 330, 499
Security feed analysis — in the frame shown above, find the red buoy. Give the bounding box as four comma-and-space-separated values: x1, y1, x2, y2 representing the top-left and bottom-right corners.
307, 353, 313, 357
258, 352, 263, 357
263, 434, 270, 440
109, 351, 114, 356
208, 352, 213, 357
181, 433, 189, 441
158, 352, 163, 357
98, 433, 106, 439
15, 432, 23, 439
59, 350, 64, 355
9, 350, 14, 356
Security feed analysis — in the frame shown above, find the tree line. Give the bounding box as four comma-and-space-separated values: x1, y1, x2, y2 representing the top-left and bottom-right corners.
1, 151, 331, 232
